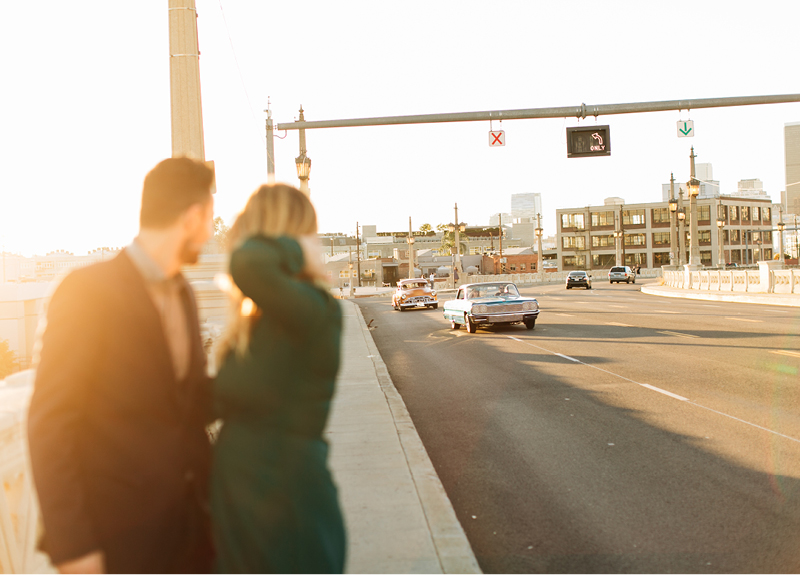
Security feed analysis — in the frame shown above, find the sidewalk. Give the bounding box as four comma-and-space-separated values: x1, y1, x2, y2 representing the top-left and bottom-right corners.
326, 300, 481, 574
641, 283, 800, 307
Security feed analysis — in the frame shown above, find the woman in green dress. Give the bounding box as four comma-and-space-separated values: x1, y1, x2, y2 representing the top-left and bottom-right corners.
212, 184, 345, 573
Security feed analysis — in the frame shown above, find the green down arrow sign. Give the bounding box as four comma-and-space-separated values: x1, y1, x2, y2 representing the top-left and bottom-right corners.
677, 120, 694, 137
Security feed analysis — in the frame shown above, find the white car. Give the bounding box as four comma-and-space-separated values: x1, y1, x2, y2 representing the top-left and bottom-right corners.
608, 266, 635, 284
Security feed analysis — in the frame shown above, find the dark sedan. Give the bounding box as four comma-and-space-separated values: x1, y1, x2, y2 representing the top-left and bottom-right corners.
566, 271, 592, 289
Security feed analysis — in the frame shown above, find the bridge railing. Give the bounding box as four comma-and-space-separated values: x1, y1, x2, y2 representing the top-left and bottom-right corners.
662, 263, 800, 294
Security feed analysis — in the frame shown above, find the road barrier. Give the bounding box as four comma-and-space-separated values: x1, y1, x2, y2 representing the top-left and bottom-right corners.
465, 268, 662, 287
662, 261, 800, 294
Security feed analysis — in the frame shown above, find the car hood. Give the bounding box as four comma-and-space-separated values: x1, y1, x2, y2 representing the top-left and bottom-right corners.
468, 295, 532, 304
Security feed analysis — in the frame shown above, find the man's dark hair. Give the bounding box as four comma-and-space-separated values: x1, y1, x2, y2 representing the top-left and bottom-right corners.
140, 158, 214, 228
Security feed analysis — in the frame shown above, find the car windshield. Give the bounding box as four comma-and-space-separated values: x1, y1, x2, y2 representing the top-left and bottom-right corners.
401, 282, 428, 290
569, 272, 586, 277
610, 267, 625, 273
466, 284, 520, 299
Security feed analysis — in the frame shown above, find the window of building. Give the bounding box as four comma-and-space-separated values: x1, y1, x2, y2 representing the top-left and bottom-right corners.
752, 206, 760, 221
722, 230, 729, 243
762, 231, 772, 243
622, 209, 646, 225
591, 235, 613, 247
698, 230, 711, 244
520, 263, 526, 271
730, 205, 739, 221
562, 255, 586, 268
510, 264, 517, 271
731, 229, 740, 243
624, 233, 646, 246
700, 251, 712, 265
653, 232, 670, 245
624, 253, 646, 266
652, 208, 670, 224
339, 270, 349, 278
718, 205, 728, 221
470, 246, 483, 255
741, 206, 750, 221
697, 205, 710, 221
591, 211, 615, 227
763, 207, 771, 221
592, 254, 615, 267
562, 236, 586, 249
561, 213, 585, 230
653, 252, 670, 266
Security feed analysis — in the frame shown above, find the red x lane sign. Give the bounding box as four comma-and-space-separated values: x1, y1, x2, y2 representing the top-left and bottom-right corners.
489, 130, 505, 147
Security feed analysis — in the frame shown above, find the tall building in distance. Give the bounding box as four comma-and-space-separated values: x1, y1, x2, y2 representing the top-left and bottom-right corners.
489, 213, 513, 226
661, 163, 720, 201
511, 193, 542, 222
786, 122, 800, 215
733, 178, 769, 199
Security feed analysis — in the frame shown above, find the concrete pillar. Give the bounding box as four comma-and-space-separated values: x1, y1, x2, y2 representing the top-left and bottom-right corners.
169, 0, 205, 160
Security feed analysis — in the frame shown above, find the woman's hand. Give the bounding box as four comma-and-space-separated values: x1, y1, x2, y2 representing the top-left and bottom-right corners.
297, 235, 326, 281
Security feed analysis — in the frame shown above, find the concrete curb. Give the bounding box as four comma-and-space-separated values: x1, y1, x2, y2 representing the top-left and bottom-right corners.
641, 284, 800, 307
348, 302, 482, 574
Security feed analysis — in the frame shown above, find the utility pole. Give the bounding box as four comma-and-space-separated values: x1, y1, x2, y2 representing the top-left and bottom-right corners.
499, 212, 503, 273
669, 173, 677, 266
407, 217, 415, 279
454, 203, 462, 285
614, 211, 622, 266
536, 212, 544, 278
356, 222, 361, 286
168, 0, 205, 160
265, 100, 275, 183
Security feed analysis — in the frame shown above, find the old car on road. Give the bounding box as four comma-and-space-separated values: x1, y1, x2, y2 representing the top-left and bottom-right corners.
443, 282, 539, 333
392, 278, 438, 311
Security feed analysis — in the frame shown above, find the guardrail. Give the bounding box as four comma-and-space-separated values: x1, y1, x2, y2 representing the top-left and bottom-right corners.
0, 370, 51, 574
662, 262, 800, 294
465, 268, 662, 286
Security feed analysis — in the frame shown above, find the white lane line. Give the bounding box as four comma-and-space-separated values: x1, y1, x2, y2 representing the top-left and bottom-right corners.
504, 335, 800, 444
763, 309, 788, 313
654, 310, 680, 314
726, 317, 762, 323
606, 322, 633, 327
700, 304, 721, 308
555, 353, 580, 363
657, 330, 699, 339
639, 384, 688, 401
771, 350, 800, 359
553, 313, 575, 317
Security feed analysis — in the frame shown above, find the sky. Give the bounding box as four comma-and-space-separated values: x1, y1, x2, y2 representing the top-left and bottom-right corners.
2, 1, 800, 256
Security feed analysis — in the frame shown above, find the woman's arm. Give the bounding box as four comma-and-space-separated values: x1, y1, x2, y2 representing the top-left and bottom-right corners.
229, 235, 329, 330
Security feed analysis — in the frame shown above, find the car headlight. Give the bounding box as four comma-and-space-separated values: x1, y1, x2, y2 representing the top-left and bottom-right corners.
474, 304, 488, 313
523, 301, 538, 311
431, 290, 436, 296
401, 294, 407, 300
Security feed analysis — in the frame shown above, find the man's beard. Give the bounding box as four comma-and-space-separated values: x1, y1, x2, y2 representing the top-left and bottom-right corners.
179, 239, 202, 265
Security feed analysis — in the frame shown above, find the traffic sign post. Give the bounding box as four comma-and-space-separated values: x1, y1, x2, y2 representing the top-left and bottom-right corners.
489, 130, 505, 146
566, 125, 611, 158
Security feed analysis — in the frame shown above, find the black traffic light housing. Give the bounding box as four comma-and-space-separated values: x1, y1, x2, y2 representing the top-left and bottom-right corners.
566, 125, 611, 158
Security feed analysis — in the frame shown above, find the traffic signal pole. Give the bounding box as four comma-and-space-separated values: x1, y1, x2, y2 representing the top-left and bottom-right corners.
277, 94, 800, 131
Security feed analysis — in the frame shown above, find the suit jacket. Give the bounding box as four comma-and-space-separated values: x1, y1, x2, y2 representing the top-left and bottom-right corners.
27, 251, 213, 573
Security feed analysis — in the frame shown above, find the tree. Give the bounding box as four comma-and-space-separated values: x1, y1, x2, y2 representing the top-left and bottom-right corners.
439, 228, 467, 256
214, 217, 230, 248
0, 339, 17, 379
419, 223, 432, 234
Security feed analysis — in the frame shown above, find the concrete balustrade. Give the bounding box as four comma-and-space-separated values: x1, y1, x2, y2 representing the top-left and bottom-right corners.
0, 370, 52, 574
465, 268, 661, 287
662, 263, 800, 295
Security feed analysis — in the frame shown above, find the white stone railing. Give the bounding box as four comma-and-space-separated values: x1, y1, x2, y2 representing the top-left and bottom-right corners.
662, 262, 800, 294
466, 268, 662, 286
0, 370, 52, 574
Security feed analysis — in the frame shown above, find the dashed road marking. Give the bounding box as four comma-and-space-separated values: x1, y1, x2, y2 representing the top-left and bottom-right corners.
726, 317, 762, 323
770, 350, 800, 359
640, 384, 688, 401
657, 330, 699, 339
555, 353, 580, 363
654, 310, 680, 314
606, 322, 633, 327
553, 313, 574, 317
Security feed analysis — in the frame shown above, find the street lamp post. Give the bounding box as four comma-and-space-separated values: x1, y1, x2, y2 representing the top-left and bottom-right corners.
295, 106, 311, 195
348, 248, 355, 298
668, 173, 678, 266
687, 147, 701, 268
535, 212, 544, 280
677, 206, 687, 265
716, 216, 725, 269
450, 203, 466, 287
778, 219, 786, 265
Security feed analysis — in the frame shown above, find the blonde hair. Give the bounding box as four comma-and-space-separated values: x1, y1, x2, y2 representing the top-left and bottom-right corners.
217, 184, 318, 362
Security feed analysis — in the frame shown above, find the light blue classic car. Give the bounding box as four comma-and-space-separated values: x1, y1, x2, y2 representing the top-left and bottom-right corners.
443, 282, 540, 333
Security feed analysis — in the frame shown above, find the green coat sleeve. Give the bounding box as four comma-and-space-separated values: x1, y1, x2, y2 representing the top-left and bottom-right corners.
229, 235, 329, 332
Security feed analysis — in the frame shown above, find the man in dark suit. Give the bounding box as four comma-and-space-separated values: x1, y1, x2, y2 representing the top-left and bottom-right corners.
28, 158, 216, 573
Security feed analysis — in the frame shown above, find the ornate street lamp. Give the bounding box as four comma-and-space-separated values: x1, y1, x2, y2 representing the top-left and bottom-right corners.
668, 197, 678, 266
716, 217, 725, 268
677, 207, 687, 266
295, 106, 311, 194
687, 173, 701, 267
778, 219, 786, 264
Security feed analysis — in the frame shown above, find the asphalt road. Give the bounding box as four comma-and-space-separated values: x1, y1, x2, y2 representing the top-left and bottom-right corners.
357, 279, 800, 573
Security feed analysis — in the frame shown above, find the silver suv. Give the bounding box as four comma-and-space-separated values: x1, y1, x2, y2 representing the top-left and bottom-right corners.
608, 266, 635, 284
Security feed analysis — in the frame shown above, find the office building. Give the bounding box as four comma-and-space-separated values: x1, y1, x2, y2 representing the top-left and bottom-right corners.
786, 122, 800, 215
511, 193, 542, 222
661, 163, 720, 201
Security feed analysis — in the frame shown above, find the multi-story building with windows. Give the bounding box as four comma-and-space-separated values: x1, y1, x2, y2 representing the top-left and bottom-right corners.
556, 196, 775, 271
786, 122, 800, 216
511, 193, 542, 222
